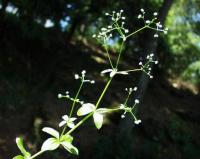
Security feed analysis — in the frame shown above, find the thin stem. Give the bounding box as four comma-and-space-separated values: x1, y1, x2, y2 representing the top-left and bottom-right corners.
115, 40, 124, 69
118, 68, 142, 73
29, 150, 44, 159
95, 77, 113, 109
69, 80, 84, 117
104, 44, 114, 69
67, 77, 113, 135
125, 26, 147, 38
61, 79, 84, 136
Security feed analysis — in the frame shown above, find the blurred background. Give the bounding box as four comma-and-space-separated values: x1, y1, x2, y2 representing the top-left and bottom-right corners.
0, 0, 200, 159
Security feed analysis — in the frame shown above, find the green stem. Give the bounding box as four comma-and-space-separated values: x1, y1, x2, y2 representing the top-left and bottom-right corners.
125, 26, 147, 38
95, 77, 113, 109
61, 80, 84, 136
69, 80, 84, 117
104, 44, 114, 69
29, 150, 44, 159
115, 40, 124, 69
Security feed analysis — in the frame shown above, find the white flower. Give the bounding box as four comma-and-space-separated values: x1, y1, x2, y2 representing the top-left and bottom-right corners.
101, 69, 129, 77
139, 62, 143, 65
59, 115, 77, 129
140, 8, 144, 13
135, 99, 140, 104
58, 94, 62, 98
133, 87, 138, 91
153, 12, 158, 16
155, 61, 158, 64
145, 20, 150, 24
138, 14, 142, 19
134, 119, 141, 125
125, 29, 129, 33
154, 34, 158, 38
74, 74, 79, 79
105, 13, 109, 16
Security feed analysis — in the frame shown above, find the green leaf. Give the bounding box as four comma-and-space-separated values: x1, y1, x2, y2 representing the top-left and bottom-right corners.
41, 138, 60, 151
60, 134, 73, 143
13, 155, 24, 159
61, 141, 79, 155
15, 138, 31, 157
42, 127, 59, 139
96, 108, 110, 113
93, 112, 103, 129
77, 103, 95, 116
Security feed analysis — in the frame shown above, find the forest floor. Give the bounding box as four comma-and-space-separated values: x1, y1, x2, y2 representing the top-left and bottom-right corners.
0, 42, 200, 159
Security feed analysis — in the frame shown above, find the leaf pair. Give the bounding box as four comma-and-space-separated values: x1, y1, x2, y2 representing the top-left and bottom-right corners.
41, 127, 78, 155
13, 138, 31, 159
77, 103, 110, 129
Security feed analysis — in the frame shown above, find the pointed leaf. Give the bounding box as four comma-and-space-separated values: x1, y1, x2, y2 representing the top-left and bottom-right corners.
41, 138, 60, 151
67, 122, 75, 129
13, 155, 24, 159
60, 134, 73, 143
101, 69, 112, 74
61, 141, 79, 155
77, 103, 95, 116
96, 108, 110, 113
42, 127, 59, 138
15, 138, 31, 157
59, 121, 66, 127
93, 112, 103, 129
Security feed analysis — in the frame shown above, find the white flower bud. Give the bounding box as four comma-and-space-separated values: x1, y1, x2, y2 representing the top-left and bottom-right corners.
153, 12, 158, 16
58, 93, 62, 98
134, 119, 141, 124
154, 34, 158, 38
135, 99, 140, 104
133, 87, 138, 91
75, 74, 79, 79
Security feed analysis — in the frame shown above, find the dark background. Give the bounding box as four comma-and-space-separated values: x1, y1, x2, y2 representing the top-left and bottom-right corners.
0, 0, 200, 159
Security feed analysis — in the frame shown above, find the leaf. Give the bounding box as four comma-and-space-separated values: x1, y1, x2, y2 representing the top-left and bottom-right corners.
42, 127, 59, 139
77, 103, 95, 116
41, 138, 60, 151
59, 121, 66, 127
93, 112, 103, 129
13, 155, 24, 159
15, 138, 31, 157
96, 108, 110, 113
101, 69, 112, 74
60, 134, 73, 143
61, 141, 79, 155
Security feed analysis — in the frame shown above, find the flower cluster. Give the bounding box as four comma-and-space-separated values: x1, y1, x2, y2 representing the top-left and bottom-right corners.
74, 70, 95, 84
58, 91, 84, 105
119, 87, 141, 125
139, 53, 158, 78
137, 8, 168, 38
93, 10, 129, 43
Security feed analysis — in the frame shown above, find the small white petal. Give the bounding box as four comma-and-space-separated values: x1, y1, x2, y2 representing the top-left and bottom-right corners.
59, 121, 67, 127
69, 117, 77, 122
135, 99, 140, 104
101, 69, 113, 74
67, 122, 75, 129
62, 115, 69, 121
